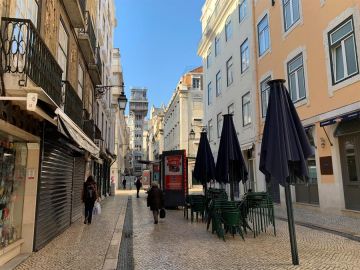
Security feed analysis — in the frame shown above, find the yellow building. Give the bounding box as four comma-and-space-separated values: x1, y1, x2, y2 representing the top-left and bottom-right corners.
254, 0, 360, 212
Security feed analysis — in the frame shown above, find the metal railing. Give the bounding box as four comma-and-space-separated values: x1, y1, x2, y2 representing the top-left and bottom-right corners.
83, 118, 95, 141
79, 12, 96, 54
79, 0, 86, 19
95, 124, 102, 140
0, 28, 5, 96
62, 81, 83, 127
1, 18, 63, 105
95, 46, 102, 79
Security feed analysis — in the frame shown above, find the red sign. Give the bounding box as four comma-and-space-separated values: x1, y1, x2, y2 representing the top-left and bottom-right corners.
165, 155, 183, 190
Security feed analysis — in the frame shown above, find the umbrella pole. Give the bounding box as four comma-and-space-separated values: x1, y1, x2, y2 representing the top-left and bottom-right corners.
284, 182, 299, 265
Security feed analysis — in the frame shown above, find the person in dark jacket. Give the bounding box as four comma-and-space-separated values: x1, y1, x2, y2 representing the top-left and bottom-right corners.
147, 182, 164, 224
135, 177, 142, 198
82, 175, 98, 225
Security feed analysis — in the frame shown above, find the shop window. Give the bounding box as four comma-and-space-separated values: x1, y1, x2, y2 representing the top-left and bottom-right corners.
0, 140, 27, 247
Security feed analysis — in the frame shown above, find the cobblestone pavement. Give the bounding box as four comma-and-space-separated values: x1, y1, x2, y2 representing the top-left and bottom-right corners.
275, 204, 360, 237
15, 193, 128, 270
132, 195, 360, 270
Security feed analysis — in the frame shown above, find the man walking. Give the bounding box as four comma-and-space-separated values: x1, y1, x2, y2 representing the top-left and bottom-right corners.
82, 175, 98, 225
135, 176, 142, 198
147, 182, 164, 224
122, 178, 127, 190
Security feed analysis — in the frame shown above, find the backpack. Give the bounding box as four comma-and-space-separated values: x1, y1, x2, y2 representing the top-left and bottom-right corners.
86, 184, 96, 201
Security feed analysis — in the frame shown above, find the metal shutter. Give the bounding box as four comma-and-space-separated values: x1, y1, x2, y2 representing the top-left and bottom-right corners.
34, 139, 74, 251
71, 157, 85, 222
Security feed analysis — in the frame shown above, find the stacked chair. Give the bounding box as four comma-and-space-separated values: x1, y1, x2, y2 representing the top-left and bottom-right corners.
243, 192, 276, 237
184, 195, 206, 222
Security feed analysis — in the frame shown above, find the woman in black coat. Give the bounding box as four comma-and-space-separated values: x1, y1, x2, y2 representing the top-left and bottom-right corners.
147, 182, 164, 224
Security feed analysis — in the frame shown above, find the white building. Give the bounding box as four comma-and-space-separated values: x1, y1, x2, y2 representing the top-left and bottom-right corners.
148, 106, 165, 161
163, 67, 204, 188
110, 48, 128, 189
198, 0, 258, 196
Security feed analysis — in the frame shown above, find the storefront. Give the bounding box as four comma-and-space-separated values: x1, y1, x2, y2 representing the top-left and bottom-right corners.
0, 115, 40, 265
295, 127, 319, 205
336, 118, 360, 211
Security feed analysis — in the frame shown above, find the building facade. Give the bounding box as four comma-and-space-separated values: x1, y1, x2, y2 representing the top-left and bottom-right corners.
163, 67, 204, 188
254, 0, 360, 211
198, 0, 258, 197
0, 0, 119, 263
128, 88, 149, 176
148, 106, 165, 162
110, 48, 128, 190
198, 0, 360, 212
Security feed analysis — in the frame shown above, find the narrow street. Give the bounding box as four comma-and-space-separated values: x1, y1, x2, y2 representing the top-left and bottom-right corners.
9, 190, 360, 270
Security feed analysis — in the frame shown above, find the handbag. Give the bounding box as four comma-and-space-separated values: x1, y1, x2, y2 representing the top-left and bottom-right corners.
159, 208, 166, 219
93, 201, 101, 215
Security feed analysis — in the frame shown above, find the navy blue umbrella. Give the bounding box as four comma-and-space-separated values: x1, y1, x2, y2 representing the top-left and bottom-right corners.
259, 79, 313, 265
216, 114, 248, 201
193, 131, 216, 194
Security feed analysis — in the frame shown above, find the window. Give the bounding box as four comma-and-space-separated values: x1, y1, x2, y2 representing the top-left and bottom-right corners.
329, 17, 359, 84
225, 17, 233, 41
283, 0, 300, 31
287, 53, 306, 102
216, 71, 221, 96
192, 78, 200, 89
241, 39, 250, 73
77, 64, 84, 100
226, 57, 234, 86
239, 0, 247, 23
15, 0, 38, 26
228, 103, 234, 115
57, 20, 68, 80
258, 15, 270, 56
260, 76, 271, 117
217, 113, 223, 138
207, 82, 212, 105
207, 51, 211, 68
215, 36, 220, 56
208, 119, 213, 141
242, 92, 251, 126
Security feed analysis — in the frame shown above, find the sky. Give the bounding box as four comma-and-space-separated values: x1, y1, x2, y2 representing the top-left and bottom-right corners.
114, 0, 205, 114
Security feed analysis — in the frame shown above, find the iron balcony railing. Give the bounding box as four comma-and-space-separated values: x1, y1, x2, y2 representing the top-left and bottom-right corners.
62, 81, 83, 128
95, 46, 102, 79
83, 118, 95, 141
79, 12, 96, 54
0, 28, 6, 96
79, 0, 86, 19
1, 18, 63, 105
95, 124, 102, 140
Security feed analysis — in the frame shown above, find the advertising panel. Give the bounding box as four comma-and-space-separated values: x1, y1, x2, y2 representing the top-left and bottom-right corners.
165, 155, 183, 190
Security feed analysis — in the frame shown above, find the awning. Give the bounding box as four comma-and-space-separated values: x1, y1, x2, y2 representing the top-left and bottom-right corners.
320, 110, 360, 127
55, 108, 100, 157
334, 118, 360, 137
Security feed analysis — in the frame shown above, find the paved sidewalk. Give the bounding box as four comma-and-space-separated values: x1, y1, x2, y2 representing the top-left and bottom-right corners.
275, 204, 360, 239
13, 192, 128, 270
132, 195, 360, 270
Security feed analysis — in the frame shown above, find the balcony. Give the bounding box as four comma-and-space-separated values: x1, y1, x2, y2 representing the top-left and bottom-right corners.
62, 81, 83, 128
95, 124, 102, 140
83, 118, 95, 141
89, 46, 102, 85
1, 18, 63, 106
78, 11, 96, 64
63, 0, 86, 28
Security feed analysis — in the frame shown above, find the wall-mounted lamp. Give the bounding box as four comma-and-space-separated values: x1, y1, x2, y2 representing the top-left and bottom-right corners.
320, 137, 326, 148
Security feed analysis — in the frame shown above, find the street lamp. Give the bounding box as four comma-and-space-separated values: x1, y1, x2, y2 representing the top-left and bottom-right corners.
188, 129, 195, 158
118, 92, 127, 111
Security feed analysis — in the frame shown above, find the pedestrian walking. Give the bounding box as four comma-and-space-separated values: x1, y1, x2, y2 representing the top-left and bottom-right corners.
122, 178, 127, 190
147, 182, 164, 224
82, 175, 98, 225
135, 176, 142, 198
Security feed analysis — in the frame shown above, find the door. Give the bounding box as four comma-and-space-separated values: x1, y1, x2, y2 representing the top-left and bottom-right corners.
34, 138, 74, 251
339, 134, 360, 211
71, 157, 85, 222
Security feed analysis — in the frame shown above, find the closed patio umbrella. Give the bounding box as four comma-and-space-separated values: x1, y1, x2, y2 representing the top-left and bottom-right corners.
259, 79, 313, 265
193, 130, 216, 195
216, 114, 248, 201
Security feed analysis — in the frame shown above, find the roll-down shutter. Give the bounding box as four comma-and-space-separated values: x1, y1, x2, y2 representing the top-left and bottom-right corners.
71, 157, 85, 222
34, 139, 74, 251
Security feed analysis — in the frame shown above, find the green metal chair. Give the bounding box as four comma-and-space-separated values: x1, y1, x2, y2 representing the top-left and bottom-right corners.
221, 210, 245, 240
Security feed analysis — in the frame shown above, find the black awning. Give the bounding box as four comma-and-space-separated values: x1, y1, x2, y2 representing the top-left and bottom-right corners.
320, 110, 360, 127
334, 118, 360, 137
